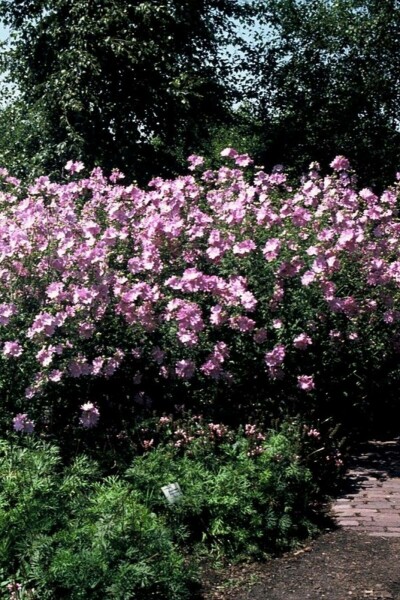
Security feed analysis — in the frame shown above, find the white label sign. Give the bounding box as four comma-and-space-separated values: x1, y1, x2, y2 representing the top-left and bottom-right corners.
161, 482, 183, 504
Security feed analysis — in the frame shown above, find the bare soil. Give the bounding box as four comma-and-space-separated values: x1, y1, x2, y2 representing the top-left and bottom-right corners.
200, 529, 400, 600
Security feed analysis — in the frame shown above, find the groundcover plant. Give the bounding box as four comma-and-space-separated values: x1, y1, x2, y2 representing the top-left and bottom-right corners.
0, 150, 399, 438
0, 419, 342, 599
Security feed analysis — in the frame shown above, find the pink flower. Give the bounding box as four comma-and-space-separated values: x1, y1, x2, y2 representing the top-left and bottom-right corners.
7, 582, 23, 600
240, 290, 257, 311
151, 347, 165, 364
49, 369, 63, 382
200, 342, 229, 379
91, 357, 104, 375
245, 424, 257, 436
177, 330, 198, 347
293, 333, 312, 350
292, 207, 312, 226
329, 329, 342, 341
65, 160, 85, 173
301, 270, 316, 286
187, 154, 204, 170
3, 341, 23, 357
337, 228, 355, 248
307, 428, 320, 438
348, 332, 359, 340
262, 238, 281, 262
27, 312, 58, 338
232, 239, 256, 255
13, 413, 35, 433
36, 345, 57, 367
175, 359, 196, 379
109, 168, 125, 182
0, 303, 16, 326
208, 422, 227, 438
210, 305, 227, 326
159, 366, 169, 379
142, 438, 154, 450
103, 349, 125, 377
200, 359, 223, 380
229, 315, 256, 332
297, 375, 315, 392
220, 147, 238, 158
80, 402, 100, 428
213, 341, 229, 361
330, 155, 350, 171
265, 344, 286, 367
46, 282, 65, 300
78, 322, 95, 338
247, 446, 265, 457
235, 154, 253, 167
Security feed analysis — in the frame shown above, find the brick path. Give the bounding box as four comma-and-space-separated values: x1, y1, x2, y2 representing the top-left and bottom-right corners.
332, 440, 400, 537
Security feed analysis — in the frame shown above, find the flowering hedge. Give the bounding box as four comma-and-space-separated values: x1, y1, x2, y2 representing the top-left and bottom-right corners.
1, 151, 400, 436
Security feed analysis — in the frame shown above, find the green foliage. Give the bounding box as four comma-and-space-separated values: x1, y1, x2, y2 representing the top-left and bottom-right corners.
0, 0, 255, 182
0, 100, 53, 181
126, 425, 323, 559
250, 0, 400, 189
0, 423, 340, 597
206, 106, 267, 170
0, 439, 194, 599
1, 0, 399, 190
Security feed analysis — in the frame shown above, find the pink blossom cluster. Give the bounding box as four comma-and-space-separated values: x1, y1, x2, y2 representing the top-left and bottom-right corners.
6, 583, 22, 600
208, 422, 228, 439
244, 423, 266, 456
13, 413, 35, 433
155, 414, 266, 453
306, 428, 321, 438
0, 151, 399, 429
79, 402, 100, 428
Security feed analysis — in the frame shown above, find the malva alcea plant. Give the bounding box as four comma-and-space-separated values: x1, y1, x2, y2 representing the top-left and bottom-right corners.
1, 151, 400, 436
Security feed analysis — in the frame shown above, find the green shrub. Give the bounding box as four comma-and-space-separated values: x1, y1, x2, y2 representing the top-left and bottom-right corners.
0, 422, 341, 597
126, 425, 323, 559
0, 439, 195, 600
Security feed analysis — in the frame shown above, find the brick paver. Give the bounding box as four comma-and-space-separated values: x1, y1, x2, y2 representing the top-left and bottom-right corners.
332, 440, 400, 537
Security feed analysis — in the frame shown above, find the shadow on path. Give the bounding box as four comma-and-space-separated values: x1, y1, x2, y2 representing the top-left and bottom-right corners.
342, 439, 400, 495
332, 439, 400, 537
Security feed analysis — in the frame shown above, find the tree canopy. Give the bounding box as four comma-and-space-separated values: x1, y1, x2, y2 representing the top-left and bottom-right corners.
252, 0, 400, 188
0, 0, 254, 181
1, 1, 400, 189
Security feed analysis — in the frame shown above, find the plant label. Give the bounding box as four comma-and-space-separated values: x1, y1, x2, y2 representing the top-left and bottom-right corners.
161, 482, 183, 504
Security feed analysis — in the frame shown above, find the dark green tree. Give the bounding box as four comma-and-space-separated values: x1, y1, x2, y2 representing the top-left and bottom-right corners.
0, 0, 254, 181
251, 0, 400, 189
